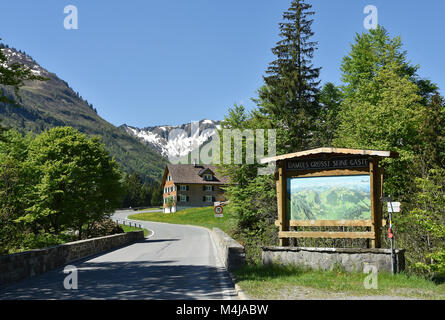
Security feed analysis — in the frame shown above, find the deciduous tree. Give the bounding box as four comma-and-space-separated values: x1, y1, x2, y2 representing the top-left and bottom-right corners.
18, 127, 124, 239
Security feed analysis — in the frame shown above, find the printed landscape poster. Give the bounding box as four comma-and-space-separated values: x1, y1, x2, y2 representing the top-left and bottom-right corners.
287, 175, 371, 221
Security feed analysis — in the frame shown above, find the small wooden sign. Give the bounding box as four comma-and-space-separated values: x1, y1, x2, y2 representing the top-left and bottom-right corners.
387, 202, 401, 213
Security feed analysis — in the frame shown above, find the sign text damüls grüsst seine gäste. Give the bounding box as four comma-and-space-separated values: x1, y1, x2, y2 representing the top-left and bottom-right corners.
286, 157, 369, 171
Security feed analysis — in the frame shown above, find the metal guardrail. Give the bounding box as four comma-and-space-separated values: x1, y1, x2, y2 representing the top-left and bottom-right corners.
114, 219, 143, 229
115, 206, 159, 211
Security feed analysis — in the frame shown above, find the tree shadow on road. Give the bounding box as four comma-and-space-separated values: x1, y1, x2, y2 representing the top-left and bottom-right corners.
0, 259, 235, 300
143, 239, 180, 243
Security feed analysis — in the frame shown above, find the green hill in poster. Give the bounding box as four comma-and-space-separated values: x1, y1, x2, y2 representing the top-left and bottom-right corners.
287, 175, 371, 221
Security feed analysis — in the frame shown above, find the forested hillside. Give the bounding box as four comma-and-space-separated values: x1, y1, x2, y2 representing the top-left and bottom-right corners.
0, 44, 166, 182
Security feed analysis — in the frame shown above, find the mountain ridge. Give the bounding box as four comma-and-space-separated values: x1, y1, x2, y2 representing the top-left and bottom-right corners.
120, 119, 221, 160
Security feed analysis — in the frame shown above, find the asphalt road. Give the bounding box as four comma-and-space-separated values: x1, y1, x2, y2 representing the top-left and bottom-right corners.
0, 210, 238, 300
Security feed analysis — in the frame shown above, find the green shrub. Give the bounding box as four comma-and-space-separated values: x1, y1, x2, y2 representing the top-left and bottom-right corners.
396, 168, 445, 279
19, 232, 75, 251
83, 218, 124, 239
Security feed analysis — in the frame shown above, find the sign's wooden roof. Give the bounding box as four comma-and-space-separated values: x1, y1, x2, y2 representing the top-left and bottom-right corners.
260, 147, 398, 164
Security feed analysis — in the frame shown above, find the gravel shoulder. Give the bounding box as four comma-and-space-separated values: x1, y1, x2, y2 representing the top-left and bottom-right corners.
237, 281, 445, 300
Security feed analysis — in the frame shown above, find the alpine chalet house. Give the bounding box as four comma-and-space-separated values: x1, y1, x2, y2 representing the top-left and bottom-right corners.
161, 164, 229, 213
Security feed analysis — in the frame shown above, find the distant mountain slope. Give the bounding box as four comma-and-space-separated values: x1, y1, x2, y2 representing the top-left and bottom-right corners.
120, 119, 221, 160
0, 44, 166, 182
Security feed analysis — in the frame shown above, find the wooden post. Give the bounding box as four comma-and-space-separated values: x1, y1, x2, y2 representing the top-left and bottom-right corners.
380, 167, 384, 198
378, 166, 384, 246
278, 162, 289, 246
370, 158, 382, 248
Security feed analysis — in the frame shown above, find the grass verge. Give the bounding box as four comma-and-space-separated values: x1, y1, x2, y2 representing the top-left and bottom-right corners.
121, 225, 151, 238
133, 206, 163, 212
127, 206, 236, 236
233, 264, 445, 300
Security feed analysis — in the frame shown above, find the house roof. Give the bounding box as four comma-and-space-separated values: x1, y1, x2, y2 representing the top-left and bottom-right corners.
259, 147, 399, 164
198, 167, 213, 176
163, 164, 229, 185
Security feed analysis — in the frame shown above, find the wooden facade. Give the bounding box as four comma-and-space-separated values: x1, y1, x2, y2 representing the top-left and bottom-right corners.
161, 164, 228, 213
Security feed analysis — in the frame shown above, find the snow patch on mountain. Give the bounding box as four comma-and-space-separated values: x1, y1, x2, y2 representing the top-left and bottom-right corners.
1, 47, 48, 77
120, 119, 221, 159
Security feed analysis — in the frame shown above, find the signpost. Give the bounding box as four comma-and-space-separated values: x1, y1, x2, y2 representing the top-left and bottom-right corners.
381, 196, 398, 274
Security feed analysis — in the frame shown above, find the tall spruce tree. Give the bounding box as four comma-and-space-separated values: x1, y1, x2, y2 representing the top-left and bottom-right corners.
313, 82, 343, 147
258, 0, 321, 152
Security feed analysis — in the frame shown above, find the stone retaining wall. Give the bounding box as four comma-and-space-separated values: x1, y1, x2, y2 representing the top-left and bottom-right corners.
0, 231, 144, 286
262, 246, 405, 273
211, 228, 245, 271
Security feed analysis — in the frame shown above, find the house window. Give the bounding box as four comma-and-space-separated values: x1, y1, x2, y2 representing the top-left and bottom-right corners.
204, 195, 214, 203
204, 174, 212, 181
179, 185, 188, 191
204, 185, 213, 192
179, 194, 188, 202
164, 196, 175, 204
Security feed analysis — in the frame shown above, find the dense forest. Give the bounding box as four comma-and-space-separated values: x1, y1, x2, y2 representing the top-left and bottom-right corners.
121, 172, 163, 209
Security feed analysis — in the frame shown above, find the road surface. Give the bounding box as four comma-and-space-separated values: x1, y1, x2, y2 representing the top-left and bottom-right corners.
0, 210, 238, 300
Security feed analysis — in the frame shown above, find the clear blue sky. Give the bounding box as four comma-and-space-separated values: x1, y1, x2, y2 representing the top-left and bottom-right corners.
1, 1, 443, 128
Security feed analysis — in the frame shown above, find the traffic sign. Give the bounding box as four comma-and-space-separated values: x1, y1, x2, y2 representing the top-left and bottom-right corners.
214, 205, 223, 217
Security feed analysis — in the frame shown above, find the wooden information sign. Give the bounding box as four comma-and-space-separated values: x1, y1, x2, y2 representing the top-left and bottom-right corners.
260, 148, 399, 248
